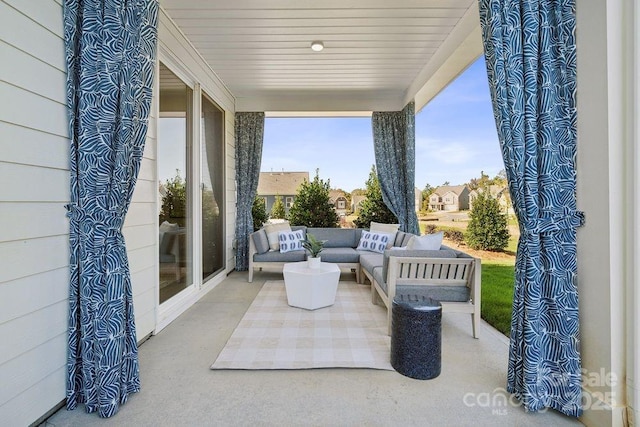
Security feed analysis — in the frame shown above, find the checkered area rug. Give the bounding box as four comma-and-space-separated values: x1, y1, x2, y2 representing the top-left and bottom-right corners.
210, 280, 393, 370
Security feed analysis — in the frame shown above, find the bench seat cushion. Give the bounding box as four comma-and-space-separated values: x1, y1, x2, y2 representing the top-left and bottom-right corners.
319, 247, 360, 263
358, 252, 383, 275
253, 250, 306, 262
394, 285, 470, 302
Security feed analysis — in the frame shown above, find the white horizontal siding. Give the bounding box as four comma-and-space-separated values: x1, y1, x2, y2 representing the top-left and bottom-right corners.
0, 163, 69, 202
0, 122, 69, 170
0, 1, 65, 70
0, 364, 66, 426
0, 0, 158, 424
0, 202, 68, 242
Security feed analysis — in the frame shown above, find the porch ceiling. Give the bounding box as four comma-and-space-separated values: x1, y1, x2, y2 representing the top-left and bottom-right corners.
159, 0, 483, 114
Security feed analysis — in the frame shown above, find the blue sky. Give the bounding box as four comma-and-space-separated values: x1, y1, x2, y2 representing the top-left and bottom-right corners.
261, 57, 505, 192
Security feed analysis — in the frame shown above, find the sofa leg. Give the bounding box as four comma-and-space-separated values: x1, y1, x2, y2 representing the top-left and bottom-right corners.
355, 268, 360, 284
472, 311, 480, 339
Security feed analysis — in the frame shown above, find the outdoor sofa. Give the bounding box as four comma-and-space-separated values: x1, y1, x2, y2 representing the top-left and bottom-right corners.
248, 224, 481, 338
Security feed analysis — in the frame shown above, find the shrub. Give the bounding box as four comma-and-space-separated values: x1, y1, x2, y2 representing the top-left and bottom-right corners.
159, 171, 186, 227
288, 170, 339, 227
270, 195, 286, 219
354, 165, 397, 228
252, 197, 268, 231
443, 229, 465, 245
424, 224, 438, 234
466, 191, 509, 251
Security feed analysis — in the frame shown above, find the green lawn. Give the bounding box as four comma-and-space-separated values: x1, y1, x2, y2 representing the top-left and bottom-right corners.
481, 261, 515, 337
418, 219, 517, 336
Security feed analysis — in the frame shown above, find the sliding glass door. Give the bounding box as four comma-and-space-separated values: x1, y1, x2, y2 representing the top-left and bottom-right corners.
201, 94, 225, 280
157, 61, 226, 306
158, 63, 193, 304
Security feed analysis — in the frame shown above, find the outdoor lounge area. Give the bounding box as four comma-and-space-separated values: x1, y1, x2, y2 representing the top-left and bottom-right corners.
44, 271, 582, 426
2, 1, 639, 426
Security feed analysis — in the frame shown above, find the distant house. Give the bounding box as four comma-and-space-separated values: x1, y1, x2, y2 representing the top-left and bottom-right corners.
351, 194, 367, 214
329, 189, 350, 215
429, 185, 470, 211
469, 185, 514, 215
257, 171, 309, 215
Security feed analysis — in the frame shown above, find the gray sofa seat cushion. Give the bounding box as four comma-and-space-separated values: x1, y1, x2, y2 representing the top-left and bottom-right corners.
358, 252, 383, 276
377, 282, 470, 302
253, 250, 306, 262
307, 227, 357, 248
319, 247, 360, 263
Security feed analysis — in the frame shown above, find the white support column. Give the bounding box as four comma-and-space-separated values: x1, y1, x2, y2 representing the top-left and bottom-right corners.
627, 1, 640, 425
576, 0, 632, 426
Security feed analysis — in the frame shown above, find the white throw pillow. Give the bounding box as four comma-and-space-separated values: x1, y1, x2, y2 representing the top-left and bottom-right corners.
356, 231, 390, 254
278, 230, 305, 253
263, 221, 292, 251
406, 232, 444, 250
369, 221, 400, 249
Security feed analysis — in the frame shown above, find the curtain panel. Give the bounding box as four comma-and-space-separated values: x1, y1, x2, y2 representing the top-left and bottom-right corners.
479, 0, 585, 416
234, 112, 265, 270
63, 0, 158, 418
371, 101, 420, 235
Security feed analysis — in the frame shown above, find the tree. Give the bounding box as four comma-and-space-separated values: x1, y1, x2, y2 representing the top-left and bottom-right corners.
252, 197, 268, 231
421, 183, 435, 212
354, 165, 397, 228
270, 195, 286, 219
465, 192, 510, 251
288, 170, 339, 227
159, 170, 187, 227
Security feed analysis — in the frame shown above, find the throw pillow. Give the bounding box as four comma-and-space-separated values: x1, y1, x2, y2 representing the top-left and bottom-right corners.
279, 230, 305, 253
370, 221, 400, 249
356, 231, 389, 254
406, 232, 444, 250
264, 221, 292, 251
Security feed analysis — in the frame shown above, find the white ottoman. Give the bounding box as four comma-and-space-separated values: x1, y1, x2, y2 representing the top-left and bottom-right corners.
283, 261, 340, 310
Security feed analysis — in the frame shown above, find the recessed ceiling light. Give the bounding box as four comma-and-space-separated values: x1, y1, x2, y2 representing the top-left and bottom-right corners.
311, 41, 324, 52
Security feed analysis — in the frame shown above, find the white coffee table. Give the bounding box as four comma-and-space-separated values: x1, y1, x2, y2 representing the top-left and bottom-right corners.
283, 261, 340, 310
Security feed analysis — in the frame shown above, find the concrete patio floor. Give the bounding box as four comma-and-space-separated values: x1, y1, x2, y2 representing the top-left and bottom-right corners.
44, 270, 583, 426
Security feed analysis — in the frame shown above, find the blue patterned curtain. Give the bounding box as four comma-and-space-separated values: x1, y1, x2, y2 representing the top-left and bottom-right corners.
479, 0, 585, 416
371, 102, 420, 235
63, 0, 158, 418
234, 112, 265, 270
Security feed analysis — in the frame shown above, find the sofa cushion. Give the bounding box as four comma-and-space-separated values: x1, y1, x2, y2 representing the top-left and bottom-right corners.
370, 221, 399, 249
319, 247, 360, 263
393, 231, 410, 247
253, 250, 306, 262
279, 229, 305, 253
356, 231, 389, 253
381, 248, 458, 282
406, 232, 444, 250
307, 227, 357, 248
395, 285, 470, 302
358, 252, 383, 276
264, 221, 291, 251
376, 281, 470, 302
251, 229, 270, 254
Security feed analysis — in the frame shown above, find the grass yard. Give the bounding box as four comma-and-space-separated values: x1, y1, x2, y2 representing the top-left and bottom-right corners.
418, 215, 517, 336
481, 261, 514, 336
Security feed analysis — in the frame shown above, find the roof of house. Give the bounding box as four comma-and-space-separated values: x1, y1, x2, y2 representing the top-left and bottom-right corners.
257, 172, 309, 196
329, 189, 347, 201
432, 185, 469, 197
470, 185, 507, 198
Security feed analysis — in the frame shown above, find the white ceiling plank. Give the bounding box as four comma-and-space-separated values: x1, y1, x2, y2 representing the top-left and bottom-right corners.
159, 0, 480, 112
